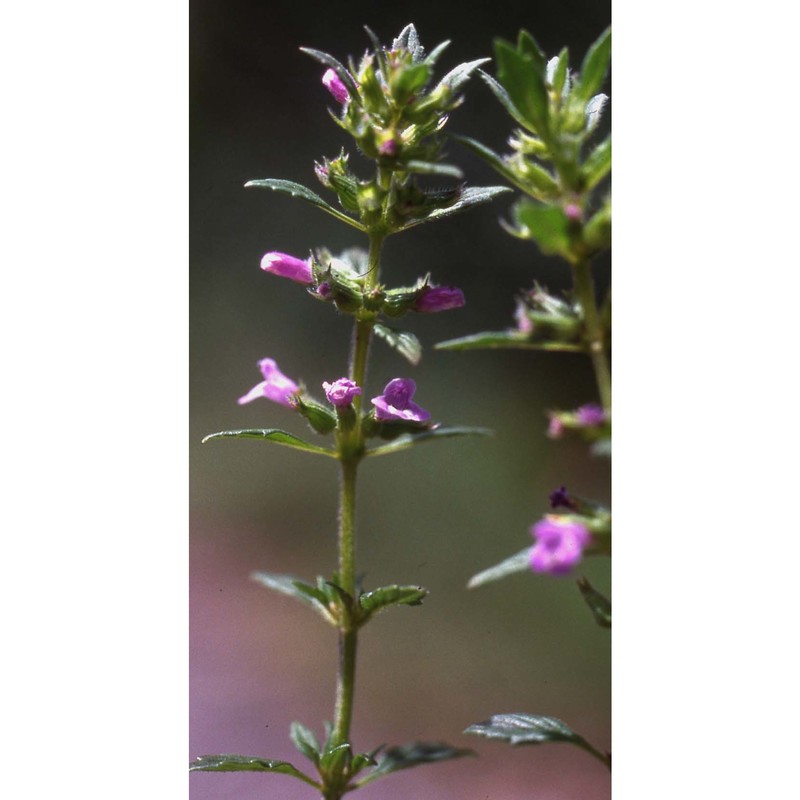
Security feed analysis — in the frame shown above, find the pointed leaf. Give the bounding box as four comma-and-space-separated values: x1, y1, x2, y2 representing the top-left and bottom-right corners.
245, 179, 365, 231
405, 160, 464, 179
398, 186, 511, 230
189, 754, 320, 787
360, 585, 428, 615
437, 330, 583, 353
423, 40, 451, 67
479, 70, 534, 132
290, 722, 321, 764
517, 30, 547, 76
494, 39, 549, 133
467, 547, 532, 589
577, 577, 611, 628
319, 743, 351, 776
202, 428, 337, 458
575, 28, 611, 102
433, 57, 491, 95
250, 571, 336, 625
512, 200, 571, 255
585, 93, 608, 134
358, 742, 474, 786
373, 324, 422, 366
365, 426, 491, 458
582, 136, 611, 190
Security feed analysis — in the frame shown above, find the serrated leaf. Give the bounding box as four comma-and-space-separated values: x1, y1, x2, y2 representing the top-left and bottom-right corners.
250, 571, 336, 625
290, 722, 321, 764
299, 47, 360, 97
202, 428, 337, 458
357, 742, 474, 786
577, 577, 611, 628
373, 324, 422, 366
405, 160, 464, 179
392, 23, 425, 62
365, 426, 491, 458
436, 330, 583, 353
464, 714, 611, 767
360, 585, 428, 615
494, 39, 549, 134
245, 179, 365, 231
575, 28, 611, 102
398, 186, 511, 230
513, 200, 571, 255
582, 136, 611, 190
189, 754, 320, 787
467, 547, 532, 589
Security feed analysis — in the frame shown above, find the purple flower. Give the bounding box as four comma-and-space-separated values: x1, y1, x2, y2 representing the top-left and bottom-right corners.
514, 299, 534, 334
564, 203, 583, 222
549, 486, 576, 510
317, 281, 332, 299
576, 403, 606, 426
323, 378, 362, 408
413, 286, 466, 313
260, 252, 313, 285
238, 358, 300, 407
547, 415, 565, 438
529, 517, 591, 576
322, 69, 350, 104
378, 138, 398, 156
371, 378, 431, 423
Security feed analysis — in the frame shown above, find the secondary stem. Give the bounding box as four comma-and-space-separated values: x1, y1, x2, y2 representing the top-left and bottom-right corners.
331, 233, 385, 756
572, 258, 611, 412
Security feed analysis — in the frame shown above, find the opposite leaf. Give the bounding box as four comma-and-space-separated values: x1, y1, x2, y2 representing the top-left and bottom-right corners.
397, 186, 511, 230
577, 576, 611, 628
467, 547, 532, 589
250, 571, 336, 625
202, 428, 338, 458
359, 584, 428, 615
190, 754, 320, 787
365, 426, 491, 458
437, 331, 583, 353
357, 742, 474, 786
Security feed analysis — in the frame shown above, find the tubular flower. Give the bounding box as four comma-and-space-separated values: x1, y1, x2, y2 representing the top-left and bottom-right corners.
260, 252, 313, 285
371, 378, 430, 423
529, 517, 592, 576
323, 378, 362, 407
322, 68, 349, 104
413, 285, 466, 313
238, 358, 299, 407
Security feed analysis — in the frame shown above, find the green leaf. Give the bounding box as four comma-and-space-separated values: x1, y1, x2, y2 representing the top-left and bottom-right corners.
365, 426, 491, 458
398, 186, 511, 230
494, 39, 549, 133
582, 136, 611, 190
464, 714, 611, 767
319, 743, 351, 776
549, 48, 570, 95
360, 584, 428, 615
512, 200, 571, 255
467, 547, 532, 589
290, 722, 321, 765
250, 572, 336, 625
423, 39, 451, 68
373, 324, 422, 366
245, 179, 365, 231
202, 428, 337, 458
189, 754, 320, 787
357, 742, 474, 786
577, 577, 611, 628
394, 63, 431, 100
478, 70, 535, 132
433, 57, 492, 95
575, 28, 611, 102
405, 160, 464, 179
516, 30, 547, 76
436, 330, 583, 353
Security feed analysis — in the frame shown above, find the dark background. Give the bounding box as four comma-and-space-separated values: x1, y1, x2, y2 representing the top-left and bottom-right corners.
191, 1, 611, 798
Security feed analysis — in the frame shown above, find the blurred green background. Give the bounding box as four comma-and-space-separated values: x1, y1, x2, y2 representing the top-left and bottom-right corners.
191, 1, 610, 798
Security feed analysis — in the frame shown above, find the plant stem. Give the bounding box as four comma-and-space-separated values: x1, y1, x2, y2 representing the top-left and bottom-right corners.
572, 258, 611, 412
331, 233, 385, 756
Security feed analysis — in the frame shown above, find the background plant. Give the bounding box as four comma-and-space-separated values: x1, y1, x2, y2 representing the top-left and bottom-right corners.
190, 24, 511, 799
438, 27, 611, 768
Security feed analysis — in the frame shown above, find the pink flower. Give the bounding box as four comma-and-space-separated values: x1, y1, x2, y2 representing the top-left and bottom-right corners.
576, 403, 606, 426
322, 69, 349, 104
260, 252, 313, 284
413, 286, 466, 313
371, 378, 430, 423
323, 378, 362, 407
564, 203, 583, 221
238, 358, 299, 407
529, 517, 591, 575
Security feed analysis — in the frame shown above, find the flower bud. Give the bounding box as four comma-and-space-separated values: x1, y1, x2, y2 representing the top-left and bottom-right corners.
323, 378, 362, 408
322, 68, 349, 104
260, 252, 313, 284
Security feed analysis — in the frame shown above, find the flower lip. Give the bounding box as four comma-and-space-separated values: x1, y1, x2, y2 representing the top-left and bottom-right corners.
371, 378, 431, 423
323, 378, 362, 407
529, 517, 592, 576
238, 358, 300, 407
260, 252, 313, 285
413, 285, 466, 313
322, 68, 350, 104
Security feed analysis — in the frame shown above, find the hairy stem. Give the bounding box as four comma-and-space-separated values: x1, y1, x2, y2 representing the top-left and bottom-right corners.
572, 258, 611, 412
